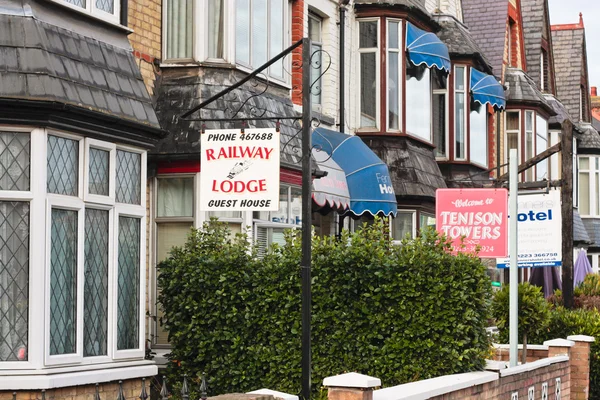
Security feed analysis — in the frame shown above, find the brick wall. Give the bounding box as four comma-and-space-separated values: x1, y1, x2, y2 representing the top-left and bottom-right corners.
0, 378, 147, 400
291, 0, 306, 106
128, 0, 162, 96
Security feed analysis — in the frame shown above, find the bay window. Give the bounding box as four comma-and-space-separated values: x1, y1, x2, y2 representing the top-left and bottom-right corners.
433, 70, 448, 158
388, 20, 401, 131
358, 20, 379, 129
454, 66, 467, 160
391, 210, 436, 242
0, 127, 147, 368
536, 115, 548, 180
505, 111, 520, 163
406, 62, 431, 141
524, 111, 534, 181
578, 156, 600, 217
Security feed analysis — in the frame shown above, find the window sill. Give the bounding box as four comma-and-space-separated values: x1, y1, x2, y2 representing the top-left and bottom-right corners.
0, 361, 157, 389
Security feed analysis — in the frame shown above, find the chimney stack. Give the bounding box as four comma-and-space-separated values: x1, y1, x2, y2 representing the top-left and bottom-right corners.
592, 87, 598, 97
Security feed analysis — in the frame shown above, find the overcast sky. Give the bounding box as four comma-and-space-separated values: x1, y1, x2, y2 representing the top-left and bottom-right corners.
548, 0, 600, 89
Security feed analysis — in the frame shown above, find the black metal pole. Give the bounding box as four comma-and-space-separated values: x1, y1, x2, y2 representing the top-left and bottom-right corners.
301, 37, 313, 400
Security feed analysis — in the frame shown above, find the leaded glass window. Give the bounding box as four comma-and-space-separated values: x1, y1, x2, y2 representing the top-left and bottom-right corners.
88, 148, 110, 196
84, 209, 109, 357
95, 0, 113, 13
47, 135, 79, 196
0, 132, 30, 191
116, 150, 141, 205
50, 208, 78, 355
117, 216, 140, 350
0, 202, 29, 362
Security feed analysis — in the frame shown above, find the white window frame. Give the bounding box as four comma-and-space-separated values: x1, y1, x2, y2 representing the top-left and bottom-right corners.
540, 51, 545, 92
356, 18, 381, 131
50, 0, 121, 25
308, 11, 324, 111
504, 110, 521, 174
524, 110, 535, 182
578, 156, 600, 218
535, 115, 548, 180
386, 19, 403, 132
391, 210, 417, 245
454, 65, 467, 161
151, 174, 197, 348
433, 70, 448, 160
0, 126, 44, 370
84, 139, 116, 205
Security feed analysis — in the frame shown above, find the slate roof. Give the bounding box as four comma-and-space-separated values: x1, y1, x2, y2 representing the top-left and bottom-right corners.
433, 15, 493, 74
153, 70, 302, 167
545, 94, 574, 128
582, 218, 600, 249
366, 136, 447, 199
0, 13, 160, 130
504, 68, 555, 115
462, 0, 509, 77
573, 209, 592, 245
552, 27, 586, 122
521, 0, 550, 91
576, 122, 600, 154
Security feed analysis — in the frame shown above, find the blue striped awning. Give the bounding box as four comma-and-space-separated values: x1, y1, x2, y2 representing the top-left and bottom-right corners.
312, 128, 397, 217
470, 68, 506, 110
406, 22, 451, 72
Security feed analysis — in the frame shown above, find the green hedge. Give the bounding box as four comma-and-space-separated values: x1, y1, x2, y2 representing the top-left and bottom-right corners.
157, 220, 492, 396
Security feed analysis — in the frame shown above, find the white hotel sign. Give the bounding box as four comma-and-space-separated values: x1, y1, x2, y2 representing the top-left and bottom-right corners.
200, 128, 280, 211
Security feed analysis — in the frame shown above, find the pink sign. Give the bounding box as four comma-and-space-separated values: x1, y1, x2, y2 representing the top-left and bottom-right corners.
436, 188, 508, 258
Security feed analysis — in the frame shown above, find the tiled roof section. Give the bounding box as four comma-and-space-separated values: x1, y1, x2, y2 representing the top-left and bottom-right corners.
505, 68, 555, 115
573, 209, 592, 245
545, 94, 574, 127
552, 27, 585, 121
433, 15, 493, 73
153, 70, 302, 167
582, 218, 600, 249
462, 0, 509, 76
577, 122, 600, 154
0, 14, 159, 130
521, 0, 546, 89
367, 136, 447, 199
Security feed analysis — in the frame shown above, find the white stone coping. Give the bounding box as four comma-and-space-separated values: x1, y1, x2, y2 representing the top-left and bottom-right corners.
543, 339, 575, 347
248, 389, 299, 400
323, 372, 381, 389
372, 371, 497, 400
567, 335, 596, 343
0, 362, 158, 390
485, 360, 509, 371
493, 343, 549, 351
499, 356, 570, 377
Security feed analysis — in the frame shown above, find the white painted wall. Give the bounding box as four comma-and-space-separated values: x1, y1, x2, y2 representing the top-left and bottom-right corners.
424, 0, 463, 21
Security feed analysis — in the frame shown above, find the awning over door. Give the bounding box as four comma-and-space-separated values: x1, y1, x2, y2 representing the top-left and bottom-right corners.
406, 22, 451, 72
312, 128, 397, 217
470, 68, 506, 109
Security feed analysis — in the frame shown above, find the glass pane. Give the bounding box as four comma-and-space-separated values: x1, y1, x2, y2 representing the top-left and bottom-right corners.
359, 21, 377, 48
455, 67, 465, 90
470, 105, 488, 166
406, 66, 431, 141
88, 148, 110, 196
271, 186, 289, 223
526, 128, 534, 181
252, 0, 268, 68
536, 115, 548, 180
432, 69, 447, 90
309, 15, 321, 42
84, 209, 109, 357
157, 178, 194, 217
50, 208, 78, 355
290, 187, 302, 226
0, 202, 29, 362
419, 212, 436, 230
155, 222, 192, 345
0, 132, 30, 191
117, 217, 141, 350
116, 150, 141, 205
433, 93, 446, 157
388, 21, 399, 49
392, 212, 414, 240
580, 173, 590, 215
166, 0, 193, 59
388, 52, 399, 130
580, 157, 589, 170
271, 228, 286, 246
360, 53, 377, 128
65, 0, 85, 7
235, 0, 251, 64
507, 131, 518, 150
269, 0, 284, 77
47, 135, 79, 196
525, 111, 533, 131
470, 106, 487, 163
208, 0, 224, 58
506, 112, 519, 130
455, 92, 465, 158
96, 0, 114, 13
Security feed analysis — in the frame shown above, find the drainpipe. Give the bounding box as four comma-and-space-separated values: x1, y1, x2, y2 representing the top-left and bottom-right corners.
339, 0, 349, 133
120, 0, 128, 26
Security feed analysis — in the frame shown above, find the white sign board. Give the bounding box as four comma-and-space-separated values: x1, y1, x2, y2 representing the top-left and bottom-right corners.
497, 190, 562, 268
200, 128, 280, 211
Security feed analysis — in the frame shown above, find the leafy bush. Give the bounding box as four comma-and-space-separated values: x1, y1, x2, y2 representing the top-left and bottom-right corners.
576, 274, 600, 297
158, 220, 492, 396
